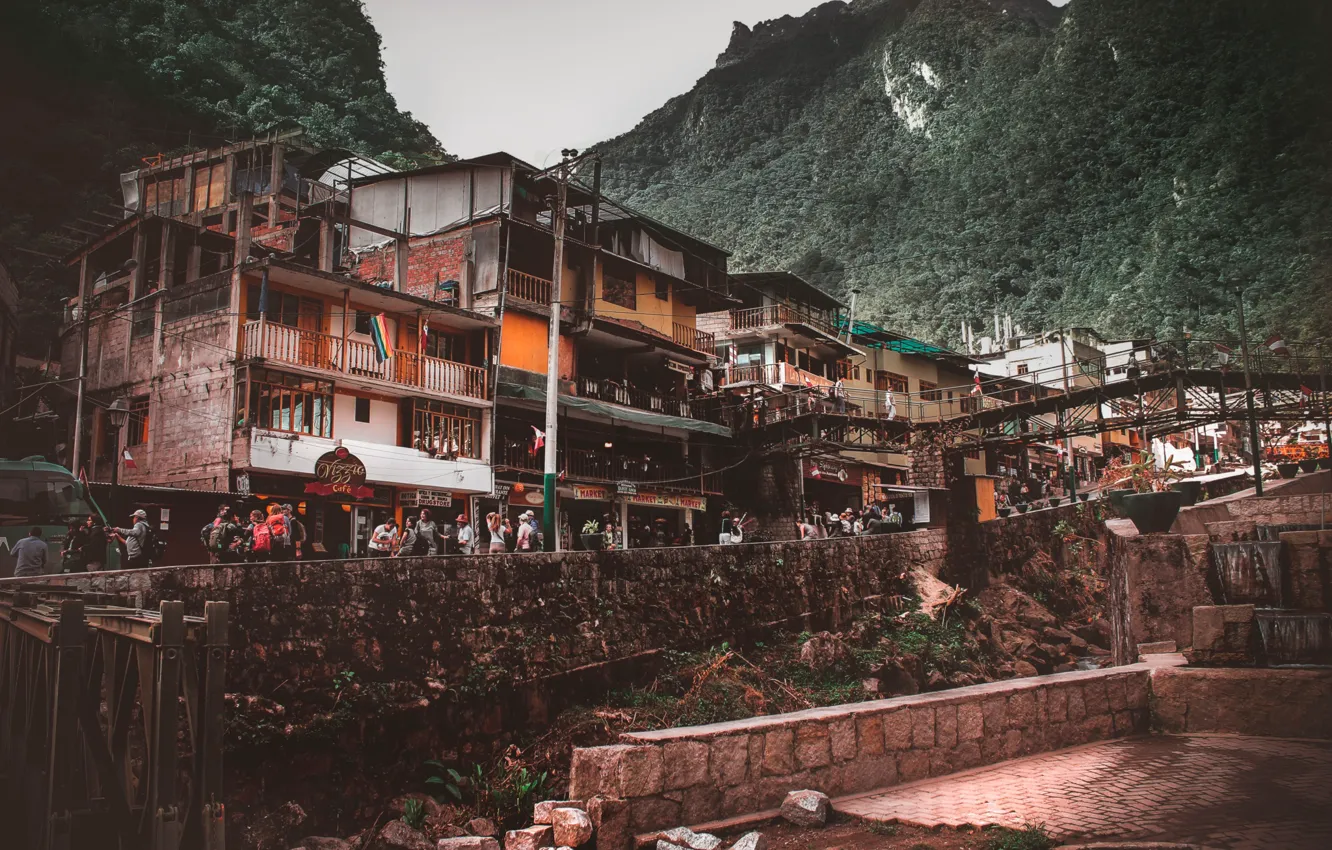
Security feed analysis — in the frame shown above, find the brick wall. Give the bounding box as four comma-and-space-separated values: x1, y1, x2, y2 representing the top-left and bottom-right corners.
568, 662, 1156, 835
404, 233, 467, 302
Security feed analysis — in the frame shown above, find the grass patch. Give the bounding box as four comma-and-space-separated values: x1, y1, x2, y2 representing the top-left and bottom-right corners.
983, 824, 1055, 850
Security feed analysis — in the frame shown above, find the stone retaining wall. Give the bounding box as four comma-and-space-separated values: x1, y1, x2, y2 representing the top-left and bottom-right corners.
1151, 666, 1332, 738
1107, 527, 1211, 665
1281, 530, 1332, 611
568, 663, 1155, 835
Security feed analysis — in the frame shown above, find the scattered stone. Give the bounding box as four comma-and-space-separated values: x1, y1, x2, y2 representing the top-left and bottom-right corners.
1053, 662, 1077, 674
860, 677, 881, 696
534, 801, 584, 826
1074, 618, 1113, 648
391, 794, 444, 819
290, 838, 351, 850
798, 632, 848, 670
728, 833, 767, 850
505, 825, 554, 850
1013, 660, 1039, 678
779, 789, 830, 827
1086, 645, 1111, 657
1137, 639, 1177, 655
372, 821, 435, 850
551, 808, 593, 848
872, 656, 921, 696
925, 670, 947, 690
658, 827, 722, 850
437, 839, 500, 850
433, 825, 470, 840
1042, 626, 1076, 643
467, 819, 499, 838
246, 801, 308, 849
585, 796, 630, 850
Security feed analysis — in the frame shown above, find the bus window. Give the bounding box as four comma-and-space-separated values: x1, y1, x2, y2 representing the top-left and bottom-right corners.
0, 477, 27, 522
30, 476, 97, 523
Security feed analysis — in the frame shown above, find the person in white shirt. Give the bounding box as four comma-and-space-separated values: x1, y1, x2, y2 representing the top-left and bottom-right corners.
516, 510, 535, 551
368, 518, 398, 557
456, 515, 475, 555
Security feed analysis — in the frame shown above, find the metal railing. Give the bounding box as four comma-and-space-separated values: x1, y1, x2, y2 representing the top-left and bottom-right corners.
244, 320, 487, 400
0, 589, 228, 850
671, 322, 716, 355
575, 376, 700, 420
506, 269, 553, 305
497, 441, 722, 494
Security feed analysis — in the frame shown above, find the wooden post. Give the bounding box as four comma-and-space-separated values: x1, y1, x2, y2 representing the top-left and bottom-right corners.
45, 599, 87, 850
341, 289, 351, 372
149, 602, 185, 849
318, 215, 335, 272
268, 142, 285, 226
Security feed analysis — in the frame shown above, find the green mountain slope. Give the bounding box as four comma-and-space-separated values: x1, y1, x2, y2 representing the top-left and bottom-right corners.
593, 0, 1332, 346
0, 0, 442, 355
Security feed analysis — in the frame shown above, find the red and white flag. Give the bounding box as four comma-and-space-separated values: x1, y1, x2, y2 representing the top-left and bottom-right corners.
1266, 335, 1290, 357
971, 372, 983, 396
531, 426, 545, 454
78, 466, 88, 486
122, 449, 137, 470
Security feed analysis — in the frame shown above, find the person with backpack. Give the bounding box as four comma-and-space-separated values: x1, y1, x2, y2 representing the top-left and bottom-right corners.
201, 505, 243, 564
244, 509, 273, 561
265, 504, 291, 561
108, 509, 155, 569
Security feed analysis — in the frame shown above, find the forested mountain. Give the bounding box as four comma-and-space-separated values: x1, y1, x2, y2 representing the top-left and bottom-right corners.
593, 0, 1332, 346
1, 0, 442, 355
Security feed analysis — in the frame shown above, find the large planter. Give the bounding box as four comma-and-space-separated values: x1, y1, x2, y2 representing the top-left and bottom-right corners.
1277, 462, 1299, 479
1107, 488, 1133, 511
1015, 503, 1030, 514
580, 533, 605, 551
1077, 492, 1090, 502
1049, 496, 1063, 507
1319, 457, 1332, 471
997, 506, 1012, 518
1299, 459, 1319, 474
1122, 490, 1184, 535
1171, 480, 1202, 507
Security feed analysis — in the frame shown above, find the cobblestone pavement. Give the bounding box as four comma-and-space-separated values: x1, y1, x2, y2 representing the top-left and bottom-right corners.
836, 735, 1332, 850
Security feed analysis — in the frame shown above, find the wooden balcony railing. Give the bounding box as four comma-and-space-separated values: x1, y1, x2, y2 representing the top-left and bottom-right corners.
729, 303, 838, 338
506, 268, 553, 305
498, 441, 720, 493
672, 322, 716, 356
575, 376, 701, 420
723, 362, 833, 389
243, 320, 487, 400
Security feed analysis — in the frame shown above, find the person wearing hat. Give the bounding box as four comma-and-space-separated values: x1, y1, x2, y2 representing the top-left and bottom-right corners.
456, 514, 475, 555
109, 509, 153, 569
281, 504, 307, 560
516, 510, 535, 551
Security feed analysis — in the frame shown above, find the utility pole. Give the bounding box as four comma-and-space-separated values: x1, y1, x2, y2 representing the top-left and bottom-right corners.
844, 288, 859, 344
1057, 329, 1078, 496
1236, 289, 1264, 496
542, 152, 573, 551
70, 257, 94, 477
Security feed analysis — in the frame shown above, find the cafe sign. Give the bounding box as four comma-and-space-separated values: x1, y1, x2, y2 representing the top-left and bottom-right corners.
305, 447, 374, 498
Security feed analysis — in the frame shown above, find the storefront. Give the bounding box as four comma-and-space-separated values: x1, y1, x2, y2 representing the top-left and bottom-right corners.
562, 483, 704, 549
802, 457, 863, 518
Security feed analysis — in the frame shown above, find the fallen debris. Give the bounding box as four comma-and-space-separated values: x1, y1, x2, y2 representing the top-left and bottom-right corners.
779, 789, 830, 827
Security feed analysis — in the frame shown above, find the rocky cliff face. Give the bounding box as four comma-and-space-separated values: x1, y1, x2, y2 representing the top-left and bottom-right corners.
594, 0, 1332, 346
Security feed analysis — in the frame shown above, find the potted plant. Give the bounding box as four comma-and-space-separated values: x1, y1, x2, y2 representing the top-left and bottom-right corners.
1319, 456, 1332, 471
580, 519, 605, 551
1049, 496, 1063, 507
1298, 458, 1319, 474
1108, 450, 1186, 534
1077, 492, 1090, 502
997, 506, 1012, 518
1015, 502, 1030, 514
1170, 479, 1202, 506
1276, 461, 1299, 479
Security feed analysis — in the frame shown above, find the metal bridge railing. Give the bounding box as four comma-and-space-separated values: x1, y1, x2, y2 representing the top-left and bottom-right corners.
0, 588, 228, 850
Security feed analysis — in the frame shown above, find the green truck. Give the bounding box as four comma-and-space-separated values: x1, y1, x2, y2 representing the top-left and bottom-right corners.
0, 456, 118, 577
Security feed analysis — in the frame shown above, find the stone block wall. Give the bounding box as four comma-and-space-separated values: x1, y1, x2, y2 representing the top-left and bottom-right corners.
1151, 666, 1332, 738
1280, 530, 1331, 611
1107, 528, 1211, 665
568, 664, 1154, 835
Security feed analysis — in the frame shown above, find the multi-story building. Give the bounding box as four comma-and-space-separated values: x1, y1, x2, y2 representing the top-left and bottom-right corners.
342, 153, 734, 547
62, 136, 496, 558
0, 258, 16, 412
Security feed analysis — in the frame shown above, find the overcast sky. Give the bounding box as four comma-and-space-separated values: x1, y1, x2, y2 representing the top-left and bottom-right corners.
364, 0, 1070, 167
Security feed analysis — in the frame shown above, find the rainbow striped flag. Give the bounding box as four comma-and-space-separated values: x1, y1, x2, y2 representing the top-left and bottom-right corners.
369, 313, 394, 362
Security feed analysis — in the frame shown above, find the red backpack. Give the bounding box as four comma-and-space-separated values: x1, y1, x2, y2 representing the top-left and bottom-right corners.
251, 522, 272, 553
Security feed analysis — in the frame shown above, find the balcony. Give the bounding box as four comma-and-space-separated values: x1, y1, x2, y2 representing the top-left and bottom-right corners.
243, 320, 487, 401
506, 268, 552, 305
672, 322, 716, 356
497, 441, 723, 494
575, 376, 708, 420
724, 362, 834, 390
729, 303, 838, 339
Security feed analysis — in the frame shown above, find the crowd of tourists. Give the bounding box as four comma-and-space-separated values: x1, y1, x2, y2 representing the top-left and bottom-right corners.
199, 502, 307, 564
797, 503, 904, 540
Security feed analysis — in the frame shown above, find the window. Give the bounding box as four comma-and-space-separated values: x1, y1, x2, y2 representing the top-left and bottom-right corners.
246, 284, 321, 328
875, 371, 908, 393
355, 310, 372, 335
1016, 363, 1029, 375
244, 370, 333, 437
412, 400, 482, 459
355, 397, 371, 423
164, 280, 229, 323
654, 278, 669, 301
131, 303, 155, 338
920, 381, 940, 402
126, 397, 150, 446
603, 273, 636, 310
422, 328, 466, 363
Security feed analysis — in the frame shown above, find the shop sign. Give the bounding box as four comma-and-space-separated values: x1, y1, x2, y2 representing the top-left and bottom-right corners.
804, 458, 858, 485
235, 472, 251, 495
518, 489, 545, 506
493, 483, 512, 500
305, 447, 374, 498
572, 484, 611, 501
400, 489, 453, 508
615, 480, 638, 496
626, 492, 706, 511
665, 360, 694, 376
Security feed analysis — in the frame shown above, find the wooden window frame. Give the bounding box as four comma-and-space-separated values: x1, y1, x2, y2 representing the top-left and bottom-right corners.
126, 396, 150, 447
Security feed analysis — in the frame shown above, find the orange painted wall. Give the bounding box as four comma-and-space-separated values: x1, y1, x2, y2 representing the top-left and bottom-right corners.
499, 313, 577, 377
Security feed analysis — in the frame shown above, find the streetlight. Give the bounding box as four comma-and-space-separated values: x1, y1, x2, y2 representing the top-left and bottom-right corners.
106, 396, 131, 486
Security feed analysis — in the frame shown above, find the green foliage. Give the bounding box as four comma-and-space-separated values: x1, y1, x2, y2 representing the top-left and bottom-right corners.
595, 0, 1332, 346
400, 798, 427, 831
866, 822, 899, 836
422, 759, 548, 824
983, 824, 1055, 850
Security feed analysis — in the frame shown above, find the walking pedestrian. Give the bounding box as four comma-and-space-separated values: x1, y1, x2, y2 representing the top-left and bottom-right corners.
486, 512, 507, 553
516, 510, 535, 551
456, 515, 474, 554
200, 504, 243, 564
61, 521, 88, 573
265, 504, 291, 561
415, 509, 440, 555
282, 504, 306, 560
12, 527, 49, 577
108, 509, 153, 569
243, 509, 273, 561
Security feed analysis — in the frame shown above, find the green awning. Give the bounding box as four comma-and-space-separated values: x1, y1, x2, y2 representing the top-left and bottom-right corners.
498, 380, 732, 438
